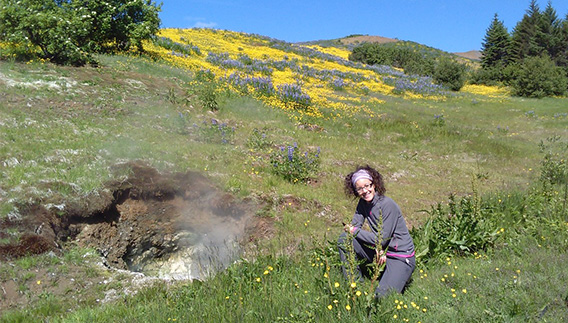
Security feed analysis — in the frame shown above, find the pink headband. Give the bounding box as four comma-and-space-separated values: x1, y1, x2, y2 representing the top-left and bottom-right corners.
351, 170, 372, 186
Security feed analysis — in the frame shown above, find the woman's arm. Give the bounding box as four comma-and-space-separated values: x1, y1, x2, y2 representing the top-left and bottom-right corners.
379, 198, 400, 250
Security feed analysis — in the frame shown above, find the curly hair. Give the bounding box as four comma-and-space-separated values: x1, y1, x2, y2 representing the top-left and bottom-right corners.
343, 165, 386, 198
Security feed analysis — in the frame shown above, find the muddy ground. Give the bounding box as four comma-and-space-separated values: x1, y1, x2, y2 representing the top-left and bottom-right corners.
0, 162, 273, 312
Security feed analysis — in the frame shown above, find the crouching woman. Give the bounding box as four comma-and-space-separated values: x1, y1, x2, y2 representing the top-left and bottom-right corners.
338, 165, 415, 298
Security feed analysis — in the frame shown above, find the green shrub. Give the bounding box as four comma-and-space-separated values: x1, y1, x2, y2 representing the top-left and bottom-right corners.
349, 42, 434, 74
412, 193, 499, 263
246, 128, 273, 150
511, 55, 567, 98
0, 0, 161, 65
469, 63, 521, 87
538, 136, 568, 186
186, 72, 221, 111
432, 57, 467, 91
403, 58, 435, 77
270, 144, 320, 183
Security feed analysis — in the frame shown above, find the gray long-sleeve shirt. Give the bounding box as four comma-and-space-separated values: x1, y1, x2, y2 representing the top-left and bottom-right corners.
350, 194, 415, 257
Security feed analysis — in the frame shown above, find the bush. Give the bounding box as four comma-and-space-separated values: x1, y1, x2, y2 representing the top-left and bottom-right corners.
403, 58, 435, 77
270, 144, 320, 183
511, 55, 567, 98
469, 65, 515, 86
539, 136, 568, 186
432, 57, 467, 91
246, 128, 273, 150
348, 42, 434, 75
412, 193, 499, 263
0, 0, 161, 65
186, 70, 221, 111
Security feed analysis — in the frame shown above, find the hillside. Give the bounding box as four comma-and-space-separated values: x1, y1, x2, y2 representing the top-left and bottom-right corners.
301, 34, 482, 61
0, 28, 567, 321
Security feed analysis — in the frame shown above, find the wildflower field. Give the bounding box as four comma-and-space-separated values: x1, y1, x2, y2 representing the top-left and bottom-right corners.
1, 28, 567, 322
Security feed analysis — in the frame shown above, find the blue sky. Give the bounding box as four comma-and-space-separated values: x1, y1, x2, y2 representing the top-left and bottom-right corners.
159, 0, 568, 53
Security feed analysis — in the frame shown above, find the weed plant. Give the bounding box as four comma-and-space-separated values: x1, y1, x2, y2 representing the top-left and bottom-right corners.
197, 118, 235, 144
269, 143, 321, 183
246, 128, 273, 150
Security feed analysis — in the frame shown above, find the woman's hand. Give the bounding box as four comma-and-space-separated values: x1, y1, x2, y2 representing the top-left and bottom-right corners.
377, 249, 386, 266
343, 223, 357, 234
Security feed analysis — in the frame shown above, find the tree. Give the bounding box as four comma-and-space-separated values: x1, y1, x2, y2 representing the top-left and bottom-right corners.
432, 57, 467, 91
70, 0, 162, 52
0, 0, 162, 65
559, 14, 568, 70
481, 13, 511, 69
537, 1, 563, 61
510, 0, 543, 62
511, 55, 567, 98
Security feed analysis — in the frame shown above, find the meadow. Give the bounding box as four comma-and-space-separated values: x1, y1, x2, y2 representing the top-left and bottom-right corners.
0, 28, 567, 322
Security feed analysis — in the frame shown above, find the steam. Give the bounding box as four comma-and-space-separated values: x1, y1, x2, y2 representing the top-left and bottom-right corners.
125, 185, 250, 281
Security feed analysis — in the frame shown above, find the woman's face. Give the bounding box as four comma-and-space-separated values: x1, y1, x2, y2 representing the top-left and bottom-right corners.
354, 178, 375, 202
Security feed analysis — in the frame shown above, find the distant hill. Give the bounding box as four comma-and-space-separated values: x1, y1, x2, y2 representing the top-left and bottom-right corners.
301, 34, 481, 62
339, 35, 398, 46
453, 50, 482, 61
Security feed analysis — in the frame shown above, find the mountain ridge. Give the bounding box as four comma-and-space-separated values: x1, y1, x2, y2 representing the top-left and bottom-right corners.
300, 34, 481, 61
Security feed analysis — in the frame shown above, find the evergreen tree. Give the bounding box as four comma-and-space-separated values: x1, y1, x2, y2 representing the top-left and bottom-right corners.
510, 0, 542, 62
555, 12, 568, 69
537, 1, 563, 60
512, 55, 567, 98
481, 13, 511, 69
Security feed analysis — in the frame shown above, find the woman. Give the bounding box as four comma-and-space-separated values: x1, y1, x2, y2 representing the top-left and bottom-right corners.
338, 165, 415, 298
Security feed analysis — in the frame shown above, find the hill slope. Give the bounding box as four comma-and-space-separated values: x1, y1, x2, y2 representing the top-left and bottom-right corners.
0, 27, 567, 321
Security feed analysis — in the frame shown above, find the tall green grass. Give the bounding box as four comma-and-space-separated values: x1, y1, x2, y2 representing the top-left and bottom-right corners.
4, 177, 565, 322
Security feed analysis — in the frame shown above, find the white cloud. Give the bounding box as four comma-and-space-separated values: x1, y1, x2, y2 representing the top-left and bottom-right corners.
194, 21, 218, 28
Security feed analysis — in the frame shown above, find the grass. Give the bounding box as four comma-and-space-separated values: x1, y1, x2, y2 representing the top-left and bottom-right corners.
1, 56, 563, 217
1, 32, 568, 321
6, 201, 565, 322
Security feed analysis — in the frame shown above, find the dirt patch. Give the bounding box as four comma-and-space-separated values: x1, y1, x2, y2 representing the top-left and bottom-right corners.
340, 35, 399, 46
454, 50, 482, 61
0, 162, 268, 311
